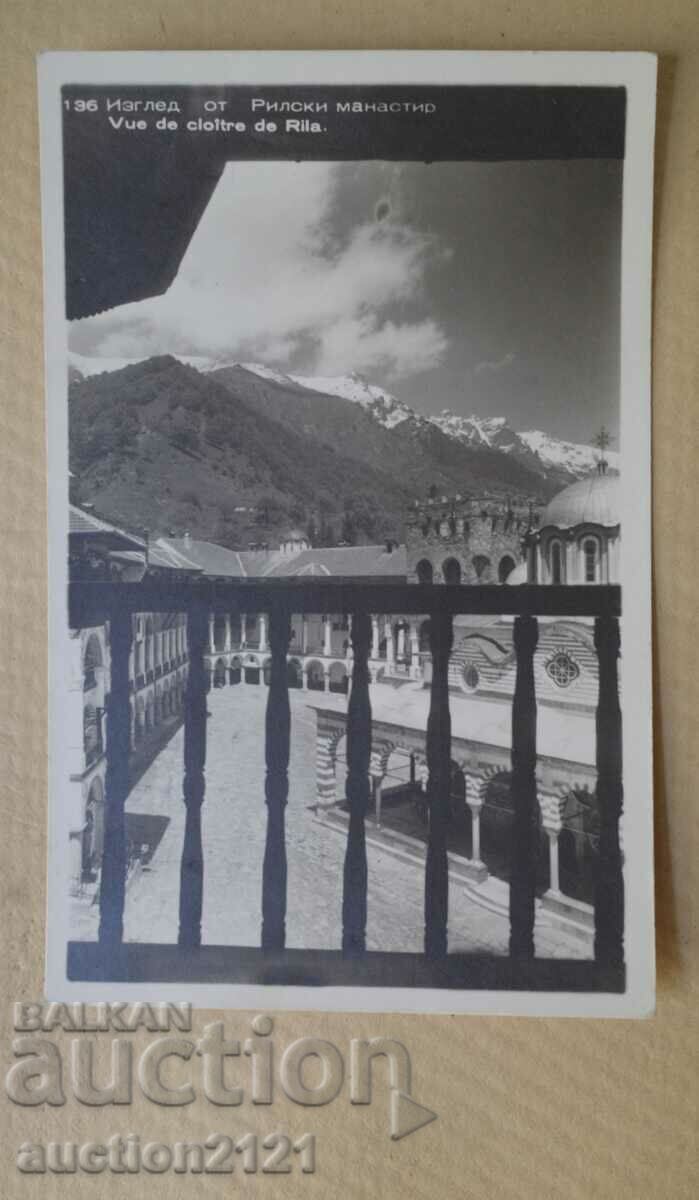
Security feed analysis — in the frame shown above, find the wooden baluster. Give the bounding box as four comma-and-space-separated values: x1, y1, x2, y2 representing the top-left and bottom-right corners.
509, 614, 539, 959
98, 605, 133, 958
261, 605, 291, 951
178, 604, 208, 948
342, 610, 372, 956
424, 611, 453, 959
594, 615, 624, 967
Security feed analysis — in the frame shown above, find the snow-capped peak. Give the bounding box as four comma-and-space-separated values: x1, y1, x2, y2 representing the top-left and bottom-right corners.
287, 371, 420, 430
67, 351, 616, 482
518, 429, 620, 475
431, 410, 512, 448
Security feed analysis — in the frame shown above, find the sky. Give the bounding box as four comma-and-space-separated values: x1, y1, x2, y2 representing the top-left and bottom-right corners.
69, 159, 622, 444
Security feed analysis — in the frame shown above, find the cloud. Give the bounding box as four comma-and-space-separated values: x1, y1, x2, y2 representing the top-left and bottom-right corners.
70, 161, 448, 381
473, 351, 516, 375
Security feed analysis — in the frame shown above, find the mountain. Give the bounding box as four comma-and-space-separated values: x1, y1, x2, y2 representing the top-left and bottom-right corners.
68, 356, 551, 549
428, 409, 618, 482
69, 351, 616, 485
216, 363, 616, 484
517, 428, 619, 477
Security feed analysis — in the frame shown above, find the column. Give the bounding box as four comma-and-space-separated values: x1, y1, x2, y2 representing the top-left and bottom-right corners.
261, 605, 292, 951
538, 790, 567, 896
323, 615, 332, 658
396, 623, 406, 661
342, 611, 372, 957
224, 614, 232, 652
178, 604, 208, 948
509, 614, 539, 960
208, 614, 215, 655
370, 749, 383, 826
259, 612, 268, 653
302, 615, 309, 655
371, 615, 380, 660
240, 613, 247, 649
385, 617, 394, 666
424, 611, 453, 959
594, 615, 624, 968
410, 622, 421, 678
465, 774, 485, 867
98, 607, 133, 958
316, 730, 337, 805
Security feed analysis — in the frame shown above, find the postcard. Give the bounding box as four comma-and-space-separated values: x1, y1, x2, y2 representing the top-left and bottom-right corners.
38, 50, 656, 1015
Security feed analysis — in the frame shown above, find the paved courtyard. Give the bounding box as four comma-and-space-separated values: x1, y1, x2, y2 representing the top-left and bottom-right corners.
71, 683, 589, 959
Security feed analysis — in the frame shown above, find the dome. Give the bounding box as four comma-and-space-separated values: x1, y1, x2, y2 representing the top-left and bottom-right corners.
542, 472, 620, 530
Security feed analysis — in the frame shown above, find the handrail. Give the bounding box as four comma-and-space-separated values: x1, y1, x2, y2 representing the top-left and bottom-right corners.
70, 573, 624, 991
69, 579, 621, 627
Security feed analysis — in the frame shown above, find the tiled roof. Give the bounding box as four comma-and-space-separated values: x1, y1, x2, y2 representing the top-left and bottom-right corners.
160, 539, 408, 580
150, 540, 203, 573
69, 504, 145, 549
263, 544, 407, 579
160, 537, 247, 578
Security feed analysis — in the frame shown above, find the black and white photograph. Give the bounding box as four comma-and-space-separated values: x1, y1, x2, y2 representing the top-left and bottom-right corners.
40, 51, 656, 1014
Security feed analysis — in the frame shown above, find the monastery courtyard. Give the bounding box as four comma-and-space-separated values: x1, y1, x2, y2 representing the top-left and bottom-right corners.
71, 683, 590, 960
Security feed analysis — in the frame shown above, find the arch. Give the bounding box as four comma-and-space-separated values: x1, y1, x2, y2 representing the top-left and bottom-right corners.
558, 787, 598, 904
229, 656, 242, 685
213, 657, 227, 688
549, 540, 564, 585
262, 656, 272, 686
82, 775, 105, 878
134, 632, 145, 678
480, 769, 515, 881
145, 692, 155, 731
581, 535, 599, 583
305, 659, 325, 691
498, 554, 516, 584
83, 702, 103, 766
416, 558, 434, 585
83, 633, 103, 690
419, 619, 432, 653
161, 677, 170, 717
480, 769, 548, 891
135, 694, 145, 741
471, 554, 492, 582
328, 661, 349, 694
213, 615, 228, 652
145, 616, 154, 671
442, 557, 462, 585
287, 658, 303, 689
244, 657, 261, 685
448, 761, 470, 835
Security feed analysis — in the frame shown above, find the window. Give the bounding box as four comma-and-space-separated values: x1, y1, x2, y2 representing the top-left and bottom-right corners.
442, 557, 461, 585
472, 554, 491, 581
463, 664, 480, 691
551, 541, 563, 585
546, 651, 580, 688
583, 538, 598, 583
416, 558, 433, 584
498, 554, 516, 583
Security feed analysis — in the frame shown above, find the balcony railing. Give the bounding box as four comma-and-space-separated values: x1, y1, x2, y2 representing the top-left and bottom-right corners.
67, 578, 623, 993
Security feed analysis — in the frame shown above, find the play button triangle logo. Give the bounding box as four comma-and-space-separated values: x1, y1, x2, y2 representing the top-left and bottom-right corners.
390, 1088, 438, 1140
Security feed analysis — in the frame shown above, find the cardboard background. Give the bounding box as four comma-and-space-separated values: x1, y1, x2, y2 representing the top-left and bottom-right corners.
0, 5, 696, 1197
